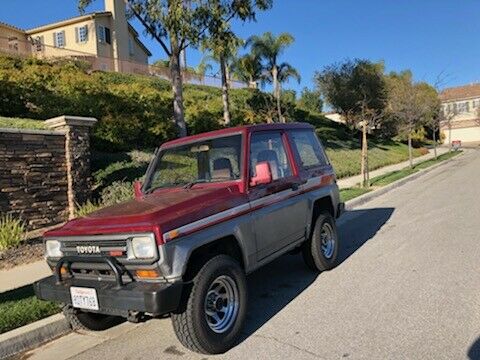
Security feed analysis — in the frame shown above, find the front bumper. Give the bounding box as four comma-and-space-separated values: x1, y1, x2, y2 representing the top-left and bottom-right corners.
34, 256, 184, 317
34, 276, 183, 317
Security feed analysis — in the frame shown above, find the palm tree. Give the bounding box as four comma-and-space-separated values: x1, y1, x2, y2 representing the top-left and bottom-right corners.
201, 34, 241, 126
276, 62, 301, 92
247, 32, 296, 122
232, 53, 264, 88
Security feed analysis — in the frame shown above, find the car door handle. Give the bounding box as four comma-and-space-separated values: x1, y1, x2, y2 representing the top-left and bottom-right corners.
291, 183, 299, 191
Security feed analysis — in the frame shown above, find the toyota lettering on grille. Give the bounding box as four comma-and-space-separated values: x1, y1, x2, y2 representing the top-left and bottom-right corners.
76, 245, 101, 254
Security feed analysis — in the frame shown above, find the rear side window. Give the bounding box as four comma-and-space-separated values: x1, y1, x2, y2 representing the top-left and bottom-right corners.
250, 131, 292, 181
289, 130, 328, 169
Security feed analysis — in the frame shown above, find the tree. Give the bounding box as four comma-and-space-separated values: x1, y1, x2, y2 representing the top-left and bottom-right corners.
440, 104, 456, 152
316, 59, 387, 187
79, 0, 271, 137
201, 34, 242, 126
275, 63, 301, 91
387, 71, 437, 166
232, 53, 263, 88
247, 32, 296, 122
297, 87, 323, 113
421, 86, 441, 158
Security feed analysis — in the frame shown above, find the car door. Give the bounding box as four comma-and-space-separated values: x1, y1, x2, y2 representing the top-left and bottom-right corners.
248, 130, 307, 260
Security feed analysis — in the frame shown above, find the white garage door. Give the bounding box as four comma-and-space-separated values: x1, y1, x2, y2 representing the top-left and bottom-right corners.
443, 126, 480, 143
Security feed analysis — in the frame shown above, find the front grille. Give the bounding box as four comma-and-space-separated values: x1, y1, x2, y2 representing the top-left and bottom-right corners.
61, 239, 127, 258
51, 234, 159, 283
59, 238, 130, 282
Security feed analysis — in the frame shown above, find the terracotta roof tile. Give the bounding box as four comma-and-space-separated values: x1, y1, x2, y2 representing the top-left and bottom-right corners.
440, 83, 480, 101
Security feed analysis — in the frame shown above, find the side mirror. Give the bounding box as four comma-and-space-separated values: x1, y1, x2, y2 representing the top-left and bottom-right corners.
250, 162, 272, 187
133, 181, 143, 199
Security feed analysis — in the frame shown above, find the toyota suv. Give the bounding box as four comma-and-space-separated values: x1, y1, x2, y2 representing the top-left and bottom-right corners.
34, 122, 344, 354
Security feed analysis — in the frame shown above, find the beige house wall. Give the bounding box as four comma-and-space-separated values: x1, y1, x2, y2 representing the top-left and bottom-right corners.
440, 96, 480, 143
129, 32, 149, 65
0, 24, 28, 41
441, 126, 480, 143
93, 16, 114, 59
0, 24, 30, 55
0, 0, 150, 73
28, 19, 99, 58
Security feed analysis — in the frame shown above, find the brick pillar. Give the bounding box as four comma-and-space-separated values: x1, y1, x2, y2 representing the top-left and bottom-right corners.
45, 116, 97, 219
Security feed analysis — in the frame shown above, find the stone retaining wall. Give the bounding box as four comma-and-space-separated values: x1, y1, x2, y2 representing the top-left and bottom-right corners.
0, 116, 96, 230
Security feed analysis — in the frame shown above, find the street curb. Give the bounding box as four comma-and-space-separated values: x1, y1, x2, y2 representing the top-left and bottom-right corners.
0, 313, 71, 359
345, 151, 464, 210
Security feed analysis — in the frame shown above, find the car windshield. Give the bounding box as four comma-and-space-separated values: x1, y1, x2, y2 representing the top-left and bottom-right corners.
143, 134, 242, 192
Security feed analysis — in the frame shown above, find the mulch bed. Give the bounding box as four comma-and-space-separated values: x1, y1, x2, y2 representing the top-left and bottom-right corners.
0, 237, 44, 271
0, 223, 63, 271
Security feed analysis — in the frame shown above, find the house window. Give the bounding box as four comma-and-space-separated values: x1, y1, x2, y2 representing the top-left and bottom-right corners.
457, 102, 468, 113
76, 25, 88, 43
53, 31, 65, 48
98, 26, 111, 44
128, 38, 134, 56
33, 36, 44, 52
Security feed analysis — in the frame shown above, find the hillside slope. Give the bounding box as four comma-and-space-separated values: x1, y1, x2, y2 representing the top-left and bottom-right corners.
0, 55, 423, 188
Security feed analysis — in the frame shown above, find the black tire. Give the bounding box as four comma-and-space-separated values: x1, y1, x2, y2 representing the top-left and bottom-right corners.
302, 211, 339, 271
171, 254, 248, 354
63, 305, 123, 331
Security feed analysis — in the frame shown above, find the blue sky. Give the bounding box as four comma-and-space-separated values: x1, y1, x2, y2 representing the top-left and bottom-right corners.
2, 0, 480, 94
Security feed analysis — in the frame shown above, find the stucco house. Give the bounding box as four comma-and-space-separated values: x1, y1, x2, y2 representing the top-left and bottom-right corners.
439, 84, 480, 144
0, 0, 151, 74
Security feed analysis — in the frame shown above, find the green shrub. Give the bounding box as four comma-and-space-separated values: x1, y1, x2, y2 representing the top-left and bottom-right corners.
0, 116, 47, 130
75, 181, 134, 218
0, 55, 303, 150
0, 214, 26, 252
101, 181, 134, 206
75, 200, 102, 218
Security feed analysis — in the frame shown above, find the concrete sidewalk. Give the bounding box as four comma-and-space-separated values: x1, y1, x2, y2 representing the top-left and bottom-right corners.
0, 260, 51, 293
337, 147, 449, 189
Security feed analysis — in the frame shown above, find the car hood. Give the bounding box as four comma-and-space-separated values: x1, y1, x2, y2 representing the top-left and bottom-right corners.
46, 185, 247, 241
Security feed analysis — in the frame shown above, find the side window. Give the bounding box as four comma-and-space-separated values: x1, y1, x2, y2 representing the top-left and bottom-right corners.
250, 132, 292, 181
289, 130, 328, 169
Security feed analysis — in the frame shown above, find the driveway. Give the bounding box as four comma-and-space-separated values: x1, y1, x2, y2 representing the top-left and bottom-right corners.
27, 150, 480, 360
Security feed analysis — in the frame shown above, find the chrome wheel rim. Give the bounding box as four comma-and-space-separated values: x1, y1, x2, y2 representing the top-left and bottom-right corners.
320, 222, 335, 259
204, 275, 239, 333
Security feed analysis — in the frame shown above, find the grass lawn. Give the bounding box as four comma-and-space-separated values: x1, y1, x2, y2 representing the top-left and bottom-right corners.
339, 187, 372, 202
369, 150, 461, 187
0, 116, 47, 130
326, 141, 425, 179
0, 285, 60, 334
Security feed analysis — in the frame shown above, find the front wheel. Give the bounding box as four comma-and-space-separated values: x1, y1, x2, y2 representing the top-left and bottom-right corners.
171, 255, 247, 354
302, 211, 339, 271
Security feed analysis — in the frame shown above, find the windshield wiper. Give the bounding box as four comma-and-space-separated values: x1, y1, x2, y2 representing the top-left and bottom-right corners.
183, 179, 209, 189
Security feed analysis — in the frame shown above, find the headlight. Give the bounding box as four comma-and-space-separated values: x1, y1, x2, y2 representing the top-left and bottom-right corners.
127, 235, 156, 259
45, 240, 63, 258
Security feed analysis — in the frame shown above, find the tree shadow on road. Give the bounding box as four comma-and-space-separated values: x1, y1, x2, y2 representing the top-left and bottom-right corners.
240, 207, 395, 342
468, 336, 480, 360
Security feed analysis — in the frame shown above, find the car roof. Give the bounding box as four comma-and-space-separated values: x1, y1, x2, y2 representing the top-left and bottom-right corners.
161, 122, 314, 148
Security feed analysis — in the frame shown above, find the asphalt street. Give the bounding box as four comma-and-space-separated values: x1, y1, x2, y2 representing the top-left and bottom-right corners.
26, 150, 480, 360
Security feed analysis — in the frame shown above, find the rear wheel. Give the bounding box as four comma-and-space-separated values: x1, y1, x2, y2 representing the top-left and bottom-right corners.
302, 211, 339, 271
171, 254, 247, 354
63, 305, 122, 331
